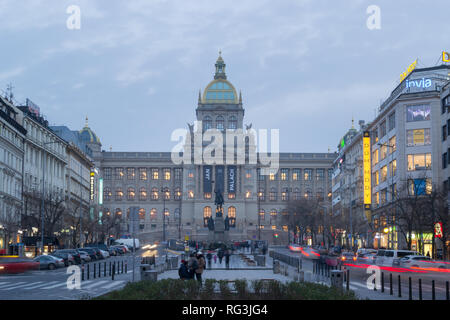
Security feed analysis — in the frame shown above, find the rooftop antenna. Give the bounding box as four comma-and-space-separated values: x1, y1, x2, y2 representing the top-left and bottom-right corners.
6, 83, 14, 102
110, 146, 112, 152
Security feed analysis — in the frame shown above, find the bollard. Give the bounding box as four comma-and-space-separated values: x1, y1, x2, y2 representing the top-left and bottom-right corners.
104, 262, 106, 277
446, 281, 449, 301
398, 275, 402, 298
125, 261, 127, 273
389, 274, 393, 295
432, 280, 435, 300
99, 263, 101, 278
381, 272, 384, 293
346, 269, 349, 291
112, 262, 115, 281
81, 264, 85, 281
94, 263, 96, 279
109, 262, 111, 276
122, 261, 124, 274
408, 277, 412, 300
87, 264, 90, 280
419, 279, 422, 300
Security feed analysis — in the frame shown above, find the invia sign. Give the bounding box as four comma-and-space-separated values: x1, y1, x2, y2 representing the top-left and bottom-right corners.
405, 78, 432, 89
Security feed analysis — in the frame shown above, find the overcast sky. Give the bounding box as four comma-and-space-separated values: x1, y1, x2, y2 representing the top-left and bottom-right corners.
0, 0, 448, 153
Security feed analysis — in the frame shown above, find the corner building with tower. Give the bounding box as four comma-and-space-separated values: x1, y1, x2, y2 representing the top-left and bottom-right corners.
87, 55, 335, 245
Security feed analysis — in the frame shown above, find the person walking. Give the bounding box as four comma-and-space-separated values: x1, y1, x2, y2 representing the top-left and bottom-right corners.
224, 249, 230, 269
206, 251, 212, 269
195, 252, 206, 283
218, 248, 224, 264
178, 260, 192, 280
213, 253, 217, 264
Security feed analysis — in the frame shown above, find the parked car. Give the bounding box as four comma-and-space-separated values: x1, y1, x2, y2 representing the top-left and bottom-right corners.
54, 249, 82, 264
339, 252, 357, 264
33, 255, 65, 270
50, 252, 75, 267
357, 252, 377, 264
0, 257, 39, 274
99, 249, 110, 259
108, 247, 117, 256
79, 251, 91, 263
400, 255, 449, 269
89, 247, 104, 260
111, 246, 124, 255
78, 248, 97, 261
112, 245, 128, 254
376, 249, 420, 266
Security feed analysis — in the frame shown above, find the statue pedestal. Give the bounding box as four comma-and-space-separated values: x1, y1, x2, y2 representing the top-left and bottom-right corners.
208, 216, 229, 244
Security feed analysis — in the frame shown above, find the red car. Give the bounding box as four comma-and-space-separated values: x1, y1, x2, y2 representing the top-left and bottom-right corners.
0, 257, 40, 274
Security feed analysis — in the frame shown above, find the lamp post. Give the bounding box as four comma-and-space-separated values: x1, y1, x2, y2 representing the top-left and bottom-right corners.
40, 141, 60, 255
161, 187, 168, 242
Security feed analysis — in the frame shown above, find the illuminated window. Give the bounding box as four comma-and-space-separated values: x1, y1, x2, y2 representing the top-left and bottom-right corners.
150, 208, 157, 220
164, 168, 171, 180
139, 208, 145, 220
380, 145, 387, 160
115, 208, 122, 216
115, 188, 123, 201
373, 149, 379, 165
271, 226, 276, 230
389, 160, 397, 177
389, 136, 396, 152
245, 169, 252, 179
281, 188, 289, 201
259, 209, 265, 221
304, 169, 312, 181
188, 190, 194, 199
374, 171, 379, 186
408, 178, 432, 195
139, 168, 147, 180
292, 169, 300, 181
115, 168, 124, 180
316, 169, 324, 181
381, 166, 387, 182
203, 206, 212, 227
174, 188, 182, 200
258, 188, 265, 201
259, 225, 265, 229
228, 193, 235, 199
407, 153, 432, 171
127, 168, 135, 180
406, 105, 431, 122
127, 187, 135, 200
245, 190, 251, 199
304, 190, 311, 198
152, 168, 159, 180
139, 187, 147, 201
164, 208, 169, 217
282, 226, 288, 232
228, 207, 236, 227
280, 169, 288, 181
104, 187, 112, 201
270, 209, 277, 220
406, 129, 431, 146
164, 188, 170, 200
188, 170, 194, 179
269, 173, 276, 181
151, 188, 159, 200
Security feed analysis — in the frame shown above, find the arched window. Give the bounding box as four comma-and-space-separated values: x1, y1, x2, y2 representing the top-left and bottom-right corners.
104, 187, 112, 201
104, 208, 111, 216
115, 208, 122, 216
203, 116, 212, 131
139, 208, 145, 220
163, 188, 170, 200
216, 116, 224, 131
115, 188, 123, 201
174, 188, 182, 200
151, 188, 159, 200
127, 187, 135, 201
139, 187, 147, 201
258, 188, 265, 201
270, 209, 277, 222
203, 206, 212, 227
150, 208, 157, 220
305, 190, 311, 199
281, 188, 289, 201
228, 116, 237, 129
259, 209, 265, 221
228, 206, 236, 227
174, 208, 180, 220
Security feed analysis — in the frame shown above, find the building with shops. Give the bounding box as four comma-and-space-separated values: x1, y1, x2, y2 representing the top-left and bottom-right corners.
0, 96, 27, 255
87, 54, 335, 245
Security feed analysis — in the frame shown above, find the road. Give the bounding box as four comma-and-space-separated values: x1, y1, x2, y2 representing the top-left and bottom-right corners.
274, 247, 450, 300
0, 254, 141, 300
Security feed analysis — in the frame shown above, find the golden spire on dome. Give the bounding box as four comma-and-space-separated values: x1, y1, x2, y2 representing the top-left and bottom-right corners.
85, 116, 89, 128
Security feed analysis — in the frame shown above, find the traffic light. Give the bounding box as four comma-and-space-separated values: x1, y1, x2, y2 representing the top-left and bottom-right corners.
274, 233, 279, 238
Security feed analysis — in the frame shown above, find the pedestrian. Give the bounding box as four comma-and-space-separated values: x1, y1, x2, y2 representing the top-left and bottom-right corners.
262, 245, 267, 256
178, 260, 192, 280
224, 249, 230, 269
218, 248, 224, 264
195, 252, 206, 283
206, 251, 212, 268
426, 251, 431, 258
187, 253, 199, 279
213, 254, 217, 264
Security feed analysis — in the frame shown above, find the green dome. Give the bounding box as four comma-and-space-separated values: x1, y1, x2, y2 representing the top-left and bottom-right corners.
79, 117, 101, 144
202, 79, 238, 104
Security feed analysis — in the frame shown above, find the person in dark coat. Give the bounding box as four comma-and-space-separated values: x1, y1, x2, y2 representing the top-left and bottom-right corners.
206, 251, 212, 268
178, 260, 192, 280
218, 248, 224, 264
224, 249, 231, 269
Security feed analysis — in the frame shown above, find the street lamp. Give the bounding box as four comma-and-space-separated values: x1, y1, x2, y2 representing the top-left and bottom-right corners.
161, 187, 169, 242
40, 141, 60, 255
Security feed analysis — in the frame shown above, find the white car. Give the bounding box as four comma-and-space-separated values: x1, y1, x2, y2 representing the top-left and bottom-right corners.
99, 249, 110, 259
400, 255, 448, 269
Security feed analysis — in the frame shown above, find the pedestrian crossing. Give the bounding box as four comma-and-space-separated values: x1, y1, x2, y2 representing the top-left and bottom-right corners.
0, 280, 126, 291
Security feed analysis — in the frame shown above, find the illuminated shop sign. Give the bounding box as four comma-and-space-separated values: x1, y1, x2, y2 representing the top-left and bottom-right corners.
363, 131, 371, 221
99, 178, 103, 205
405, 78, 432, 89
90, 172, 95, 201
400, 59, 417, 83
443, 51, 450, 63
